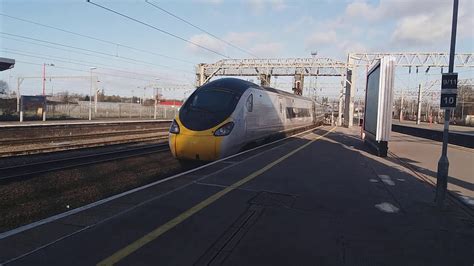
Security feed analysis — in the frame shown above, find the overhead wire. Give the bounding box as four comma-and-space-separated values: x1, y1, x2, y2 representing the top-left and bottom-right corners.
0, 32, 195, 75
12, 59, 195, 86
0, 13, 194, 65
2, 47, 191, 83
16, 60, 194, 97
13, 60, 164, 82
145, 0, 257, 58
86, 0, 231, 59
2, 35, 194, 76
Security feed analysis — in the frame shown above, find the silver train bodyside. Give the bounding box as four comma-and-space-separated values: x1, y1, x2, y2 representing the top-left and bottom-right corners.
169, 78, 324, 161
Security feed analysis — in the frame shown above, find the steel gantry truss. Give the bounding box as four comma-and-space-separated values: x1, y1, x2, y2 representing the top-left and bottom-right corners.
394, 79, 474, 98
196, 57, 347, 87
347, 53, 474, 67
344, 52, 474, 127
196, 52, 474, 127
196, 57, 349, 125
424, 78, 473, 90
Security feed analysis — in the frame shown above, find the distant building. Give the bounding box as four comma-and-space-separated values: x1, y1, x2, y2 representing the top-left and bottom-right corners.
158, 99, 183, 107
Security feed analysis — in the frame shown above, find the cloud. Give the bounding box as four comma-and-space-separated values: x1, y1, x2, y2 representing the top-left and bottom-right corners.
224, 31, 259, 47
271, 0, 287, 11
340, 0, 473, 50
305, 30, 338, 47
186, 34, 226, 56
338, 40, 368, 54
304, 28, 368, 59
390, 14, 450, 46
344, 0, 450, 21
284, 16, 316, 33
187, 32, 283, 58
247, 0, 287, 14
226, 32, 285, 57
249, 42, 283, 57
345, 1, 376, 20
390, 0, 473, 47
193, 0, 223, 4
457, 1, 474, 39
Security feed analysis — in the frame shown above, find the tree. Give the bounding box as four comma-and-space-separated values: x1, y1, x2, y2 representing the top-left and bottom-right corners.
455, 85, 474, 119
59, 91, 70, 103
0, 80, 9, 95
321, 97, 328, 105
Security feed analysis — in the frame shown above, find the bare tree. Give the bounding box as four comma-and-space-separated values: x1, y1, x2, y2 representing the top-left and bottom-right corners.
0, 80, 9, 95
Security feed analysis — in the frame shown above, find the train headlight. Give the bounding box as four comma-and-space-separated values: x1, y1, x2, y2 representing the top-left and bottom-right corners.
214, 122, 234, 136
169, 120, 180, 134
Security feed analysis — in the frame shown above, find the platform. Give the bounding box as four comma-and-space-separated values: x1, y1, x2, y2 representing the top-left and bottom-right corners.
0, 126, 472, 265
389, 131, 473, 206
392, 120, 474, 136
392, 120, 474, 148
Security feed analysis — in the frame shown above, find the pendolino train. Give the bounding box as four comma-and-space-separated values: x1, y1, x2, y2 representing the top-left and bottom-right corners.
168, 78, 323, 161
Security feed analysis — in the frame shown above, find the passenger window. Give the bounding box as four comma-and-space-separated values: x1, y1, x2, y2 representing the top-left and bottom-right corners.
246, 94, 253, 112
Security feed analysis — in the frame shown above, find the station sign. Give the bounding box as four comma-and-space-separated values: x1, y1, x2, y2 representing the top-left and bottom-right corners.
440, 73, 458, 109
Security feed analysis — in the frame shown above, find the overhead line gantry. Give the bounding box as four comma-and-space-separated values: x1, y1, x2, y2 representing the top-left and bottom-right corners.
197, 53, 474, 127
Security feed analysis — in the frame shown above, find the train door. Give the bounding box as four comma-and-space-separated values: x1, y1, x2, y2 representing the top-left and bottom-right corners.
278, 97, 284, 125
245, 93, 255, 140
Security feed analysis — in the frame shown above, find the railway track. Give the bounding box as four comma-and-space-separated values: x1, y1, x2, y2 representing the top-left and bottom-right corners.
0, 127, 169, 146
0, 134, 169, 157
0, 143, 170, 183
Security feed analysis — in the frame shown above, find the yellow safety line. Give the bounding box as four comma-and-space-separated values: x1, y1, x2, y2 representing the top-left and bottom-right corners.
97, 127, 337, 266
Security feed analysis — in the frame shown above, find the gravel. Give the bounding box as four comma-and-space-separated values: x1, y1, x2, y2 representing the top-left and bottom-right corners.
0, 148, 203, 233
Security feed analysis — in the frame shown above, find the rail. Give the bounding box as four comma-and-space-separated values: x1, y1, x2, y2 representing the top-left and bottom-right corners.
0, 143, 170, 183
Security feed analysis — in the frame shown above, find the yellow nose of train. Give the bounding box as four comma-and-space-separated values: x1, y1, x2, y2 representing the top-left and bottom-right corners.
169, 118, 226, 161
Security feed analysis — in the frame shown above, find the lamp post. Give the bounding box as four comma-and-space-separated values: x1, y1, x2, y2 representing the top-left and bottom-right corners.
42, 63, 55, 96
154, 78, 160, 120
137, 86, 143, 118
311, 51, 318, 99
89, 67, 97, 120
95, 80, 100, 114
42, 63, 54, 121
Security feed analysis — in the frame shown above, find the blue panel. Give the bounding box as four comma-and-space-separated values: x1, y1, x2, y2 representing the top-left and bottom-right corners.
365, 65, 380, 136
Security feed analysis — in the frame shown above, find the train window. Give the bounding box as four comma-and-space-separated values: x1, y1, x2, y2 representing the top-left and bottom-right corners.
246, 94, 253, 112
180, 88, 242, 131
189, 89, 238, 113
286, 107, 310, 119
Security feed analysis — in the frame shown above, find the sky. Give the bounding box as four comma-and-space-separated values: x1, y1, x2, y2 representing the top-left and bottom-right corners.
0, 0, 473, 101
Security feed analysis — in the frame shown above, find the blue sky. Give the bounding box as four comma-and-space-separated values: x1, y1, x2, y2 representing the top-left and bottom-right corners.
1, 0, 473, 100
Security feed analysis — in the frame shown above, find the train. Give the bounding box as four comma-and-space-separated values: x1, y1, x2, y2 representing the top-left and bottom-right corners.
168, 78, 324, 161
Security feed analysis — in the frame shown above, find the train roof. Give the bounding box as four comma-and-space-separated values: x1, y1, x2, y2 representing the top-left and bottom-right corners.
259, 86, 310, 100
200, 78, 313, 101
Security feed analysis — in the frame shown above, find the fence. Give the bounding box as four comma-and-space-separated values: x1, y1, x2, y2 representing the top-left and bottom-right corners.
0, 99, 180, 121
46, 101, 179, 120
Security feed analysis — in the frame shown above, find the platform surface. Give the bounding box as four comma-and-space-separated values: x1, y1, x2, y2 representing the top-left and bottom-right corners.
0, 126, 473, 266
388, 131, 473, 206
393, 120, 474, 136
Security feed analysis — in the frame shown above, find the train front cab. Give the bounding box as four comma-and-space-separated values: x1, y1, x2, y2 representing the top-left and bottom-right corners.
169, 118, 233, 161
169, 79, 246, 161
